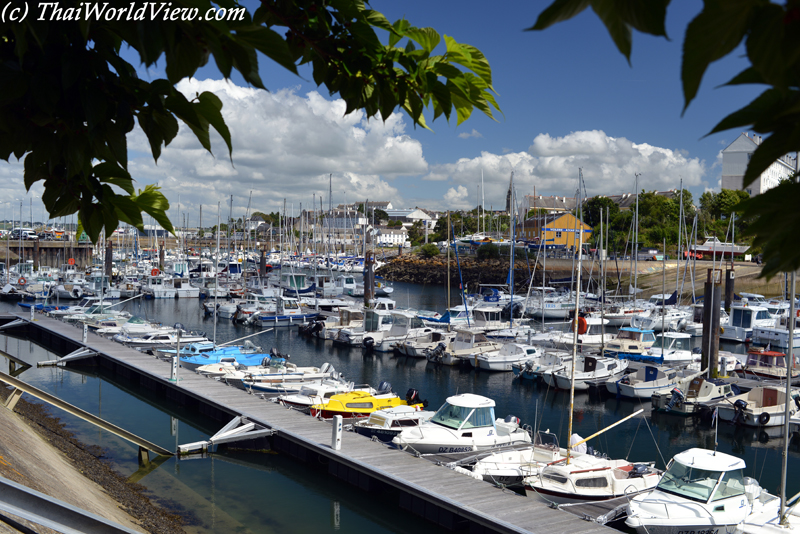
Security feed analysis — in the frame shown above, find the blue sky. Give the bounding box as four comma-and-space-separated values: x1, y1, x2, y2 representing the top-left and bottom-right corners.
3, 0, 769, 225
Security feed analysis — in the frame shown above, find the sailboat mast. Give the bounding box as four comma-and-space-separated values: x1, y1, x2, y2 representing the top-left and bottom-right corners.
509, 172, 515, 329
634, 172, 640, 299
213, 202, 220, 345
567, 169, 584, 464
780, 271, 796, 522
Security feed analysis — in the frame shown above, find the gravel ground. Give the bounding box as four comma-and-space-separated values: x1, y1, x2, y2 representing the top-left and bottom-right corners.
0, 387, 186, 534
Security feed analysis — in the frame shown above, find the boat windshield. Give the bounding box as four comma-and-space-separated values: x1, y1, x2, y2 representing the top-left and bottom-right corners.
617, 330, 639, 341
430, 402, 495, 430
652, 335, 691, 351
656, 460, 724, 503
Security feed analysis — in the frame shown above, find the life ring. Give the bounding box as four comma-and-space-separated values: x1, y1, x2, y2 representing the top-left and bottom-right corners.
18, 277, 26, 285
151, 268, 160, 276
758, 412, 770, 426
572, 316, 588, 335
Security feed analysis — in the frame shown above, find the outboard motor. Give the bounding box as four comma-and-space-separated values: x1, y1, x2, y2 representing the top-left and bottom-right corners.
731, 399, 749, 425
424, 341, 447, 363
298, 321, 312, 336
405, 388, 428, 408
377, 381, 392, 395
311, 320, 325, 335
270, 347, 289, 359
362, 336, 376, 353
665, 388, 684, 411
261, 356, 271, 367
501, 301, 525, 320
173, 322, 185, 332
504, 415, 521, 427
629, 464, 650, 478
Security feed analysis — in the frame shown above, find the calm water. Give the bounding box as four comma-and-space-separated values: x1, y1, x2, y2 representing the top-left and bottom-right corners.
1, 281, 799, 533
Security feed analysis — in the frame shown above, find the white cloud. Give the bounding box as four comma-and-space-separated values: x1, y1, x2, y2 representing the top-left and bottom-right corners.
443, 185, 470, 209
458, 129, 483, 139
422, 130, 707, 210
126, 78, 424, 220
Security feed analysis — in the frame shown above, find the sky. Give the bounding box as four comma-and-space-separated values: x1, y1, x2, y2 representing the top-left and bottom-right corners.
2, 0, 772, 227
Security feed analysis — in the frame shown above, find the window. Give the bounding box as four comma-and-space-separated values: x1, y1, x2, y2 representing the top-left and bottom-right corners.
576, 477, 608, 488
555, 231, 562, 239
711, 470, 745, 501
656, 460, 723, 503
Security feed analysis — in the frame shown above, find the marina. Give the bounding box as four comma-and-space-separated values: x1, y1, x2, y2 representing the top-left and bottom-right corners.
1, 271, 799, 533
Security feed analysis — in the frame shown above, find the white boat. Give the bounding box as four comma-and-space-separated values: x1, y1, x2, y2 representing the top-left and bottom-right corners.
511, 350, 572, 380
721, 304, 773, 343
631, 306, 693, 333
397, 331, 456, 358
690, 236, 749, 257
546, 355, 628, 391
274, 376, 370, 413
252, 296, 319, 328
625, 448, 775, 534
473, 343, 541, 372
171, 276, 200, 298
141, 274, 177, 299
361, 311, 437, 353
351, 405, 437, 443
523, 445, 660, 504
606, 327, 657, 356
716, 386, 800, 428
636, 332, 697, 366
735, 348, 800, 380
752, 315, 800, 349
651, 375, 738, 415
605, 365, 683, 399
425, 329, 503, 366
114, 328, 207, 351
538, 316, 614, 350
391, 393, 531, 454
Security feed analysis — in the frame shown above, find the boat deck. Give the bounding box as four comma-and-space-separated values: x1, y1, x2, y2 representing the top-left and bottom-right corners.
1, 313, 612, 534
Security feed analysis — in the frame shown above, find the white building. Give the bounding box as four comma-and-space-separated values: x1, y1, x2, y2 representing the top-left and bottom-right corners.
721, 132, 797, 195
375, 226, 408, 246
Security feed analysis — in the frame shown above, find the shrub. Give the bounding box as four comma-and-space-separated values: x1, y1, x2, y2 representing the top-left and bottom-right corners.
476, 243, 500, 260
420, 243, 440, 258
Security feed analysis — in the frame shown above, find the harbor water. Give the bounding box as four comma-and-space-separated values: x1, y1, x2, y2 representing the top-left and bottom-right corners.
1, 280, 798, 533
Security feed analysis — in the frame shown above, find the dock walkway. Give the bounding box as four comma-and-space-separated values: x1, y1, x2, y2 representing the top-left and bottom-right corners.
1, 313, 611, 534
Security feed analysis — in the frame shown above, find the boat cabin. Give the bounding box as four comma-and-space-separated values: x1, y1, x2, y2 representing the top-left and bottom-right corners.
372, 298, 396, 311
387, 312, 428, 337
651, 332, 692, 352
607, 328, 656, 352
656, 448, 746, 504
363, 310, 394, 332
281, 272, 307, 290
430, 393, 496, 431
453, 330, 492, 351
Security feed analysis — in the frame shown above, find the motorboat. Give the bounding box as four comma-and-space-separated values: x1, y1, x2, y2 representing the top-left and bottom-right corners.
735, 347, 800, 380
141, 274, 177, 299
176, 341, 265, 371
361, 311, 437, 353
391, 393, 531, 454
472, 343, 542, 372
274, 376, 371, 413
523, 447, 660, 504
631, 306, 693, 333
511, 350, 572, 380
635, 332, 697, 366
690, 236, 749, 257
351, 405, 437, 443
605, 365, 684, 399
396, 331, 456, 358
721, 304, 773, 343
251, 296, 319, 327
333, 308, 394, 347
309, 385, 426, 419
425, 329, 503, 366
114, 328, 208, 351
651, 375, 739, 415
545, 355, 628, 391
716, 386, 800, 428
625, 448, 775, 534
752, 315, 800, 349
605, 327, 657, 357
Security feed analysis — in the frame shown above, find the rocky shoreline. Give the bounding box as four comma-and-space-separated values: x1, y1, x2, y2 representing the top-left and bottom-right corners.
0, 388, 186, 534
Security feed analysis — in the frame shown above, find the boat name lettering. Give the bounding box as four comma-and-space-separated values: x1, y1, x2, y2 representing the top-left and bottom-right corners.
438, 447, 472, 453
677, 530, 718, 534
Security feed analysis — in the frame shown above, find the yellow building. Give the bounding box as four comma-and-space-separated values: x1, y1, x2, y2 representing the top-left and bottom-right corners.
540, 213, 592, 248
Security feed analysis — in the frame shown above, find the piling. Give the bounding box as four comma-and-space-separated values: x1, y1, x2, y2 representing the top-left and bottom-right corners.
724, 268, 735, 312
702, 268, 721, 377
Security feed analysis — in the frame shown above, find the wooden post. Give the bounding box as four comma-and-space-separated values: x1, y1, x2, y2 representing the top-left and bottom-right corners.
701, 269, 721, 377
724, 268, 735, 312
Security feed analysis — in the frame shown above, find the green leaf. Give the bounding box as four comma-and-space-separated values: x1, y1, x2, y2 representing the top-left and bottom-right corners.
681, 0, 755, 113
405, 27, 441, 54
742, 126, 800, 188
92, 161, 134, 194
739, 181, 800, 278
195, 92, 233, 161
111, 195, 145, 230
745, 4, 785, 88
528, 0, 591, 31
707, 89, 783, 135
235, 27, 298, 75
364, 10, 394, 33
721, 67, 765, 87
389, 18, 410, 48
106, 121, 128, 170
133, 185, 175, 235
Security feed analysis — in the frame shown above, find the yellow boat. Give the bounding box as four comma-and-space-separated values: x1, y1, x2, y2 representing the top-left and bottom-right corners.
309, 387, 425, 419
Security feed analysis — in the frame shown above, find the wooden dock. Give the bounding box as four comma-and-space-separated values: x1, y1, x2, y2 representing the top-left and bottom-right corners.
0, 313, 612, 534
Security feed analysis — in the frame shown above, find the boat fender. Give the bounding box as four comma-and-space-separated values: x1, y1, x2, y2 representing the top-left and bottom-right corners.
571, 316, 588, 335
504, 415, 520, 427
450, 465, 483, 480
758, 412, 770, 426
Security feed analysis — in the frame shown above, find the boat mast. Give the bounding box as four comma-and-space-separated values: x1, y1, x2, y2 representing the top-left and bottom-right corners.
509, 172, 515, 329
780, 271, 796, 523
567, 169, 584, 465
213, 202, 220, 345
676, 178, 682, 294
634, 172, 640, 300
